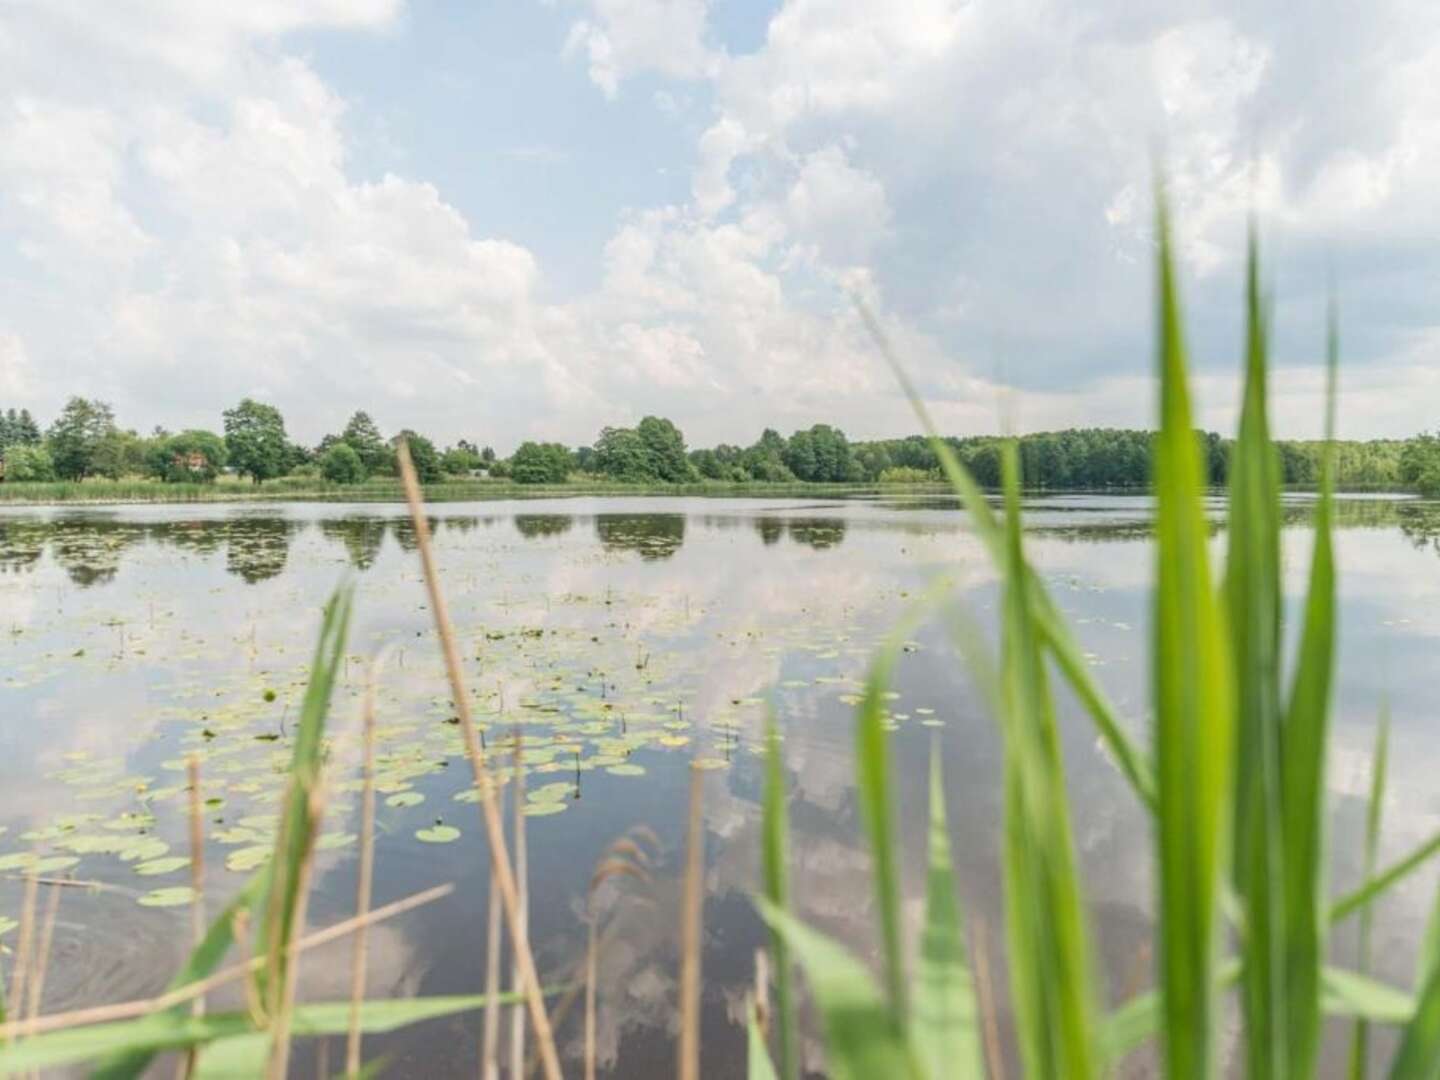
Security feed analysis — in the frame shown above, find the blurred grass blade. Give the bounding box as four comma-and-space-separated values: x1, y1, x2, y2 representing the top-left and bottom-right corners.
997, 440, 1100, 1078
855, 642, 908, 1028
1275, 291, 1339, 1077
0, 993, 528, 1074
1351, 708, 1390, 1079
92, 876, 268, 1080
1331, 829, 1440, 924
857, 302, 1155, 814
1151, 191, 1235, 1080
747, 1005, 780, 1080
1225, 225, 1288, 1079
1320, 969, 1414, 1024
754, 900, 919, 1080
1102, 959, 1243, 1062
915, 745, 982, 1078
762, 714, 798, 1080
256, 584, 354, 1010
1391, 945, 1440, 1079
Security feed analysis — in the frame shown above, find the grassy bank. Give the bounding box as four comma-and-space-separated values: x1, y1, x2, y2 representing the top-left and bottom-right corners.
0, 476, 960, 506
0, 474, 1425, 507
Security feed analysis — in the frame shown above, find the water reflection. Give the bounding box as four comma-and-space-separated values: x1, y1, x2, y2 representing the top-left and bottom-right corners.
2, 494, 1440, 1077
319, 516, 389, 570
514, 514, 575, 539
595, 513, 686, 560
3, 497, 1439, 590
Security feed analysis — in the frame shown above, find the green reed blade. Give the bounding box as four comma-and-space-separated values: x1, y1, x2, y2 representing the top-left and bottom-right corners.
254, 584, 353, 1006
1351, 707, 1390, 1080
754, 900, 919, 1080
0, 993, 529, 1074
1151, 190, 1235, 1080
1389, 952, 1440, 1078
748, 1005, 780, 1080
92, 874, 269, 1080
1225, 225, 1288, 1080
856, 644, 907, 1027
858, 304, 1154, 814
762, 713, 798, 1080
1275, 289, 1339, 1077
997, 440, 1100, 1078
914, 745, 983, 1078
1331, 829, 1440, 924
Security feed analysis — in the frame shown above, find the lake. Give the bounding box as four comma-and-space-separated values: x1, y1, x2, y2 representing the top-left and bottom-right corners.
3, 493, 1440, 1076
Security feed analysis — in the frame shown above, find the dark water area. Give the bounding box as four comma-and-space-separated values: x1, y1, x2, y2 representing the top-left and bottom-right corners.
3, 493, 1440, 1077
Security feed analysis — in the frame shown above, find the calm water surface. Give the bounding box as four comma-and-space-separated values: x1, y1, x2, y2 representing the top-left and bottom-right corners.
3, 494, 1440, 1077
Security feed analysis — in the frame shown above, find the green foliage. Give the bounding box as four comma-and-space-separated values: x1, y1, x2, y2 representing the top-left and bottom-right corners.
593, 426, 650, 480
341, 411, 390, 474
877, 466, 931, 484
46, 396, 117, 479
784, 424, 858, 482
510, 440, 572, 484
320, 441, 366, 484
90, 430, 150, 480
0, 407, 42, 448
637, 416, 695, 481
150, 430, 227, 483
440, 444, 482, 475
392, 431, 440, 481
1401, 434, 1440, 496
592, 417, 696, 482
1, 442, 55, 481
223, 399, 288, 484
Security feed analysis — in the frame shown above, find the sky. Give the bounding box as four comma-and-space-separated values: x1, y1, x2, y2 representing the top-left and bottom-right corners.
0, 0, 1437, 450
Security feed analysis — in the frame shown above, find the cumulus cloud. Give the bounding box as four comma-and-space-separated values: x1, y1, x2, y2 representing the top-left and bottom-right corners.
1, 0, 1438, 446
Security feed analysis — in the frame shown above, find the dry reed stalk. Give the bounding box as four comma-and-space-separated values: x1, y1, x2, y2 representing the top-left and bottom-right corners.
265, 785, 325, 1080
396, 442, 562, 1080
178, 754, 206, 1080
346, 654, 383, 1078
972, 914, 1004, 1080
481, 784, 504, 1080
677, 765, 704, 1080
510, 730, 529, 1080
24, 884, 61, 1028
0, 884, 453, 1043
4, 868, 39, 1043
584, 917, 597, 1080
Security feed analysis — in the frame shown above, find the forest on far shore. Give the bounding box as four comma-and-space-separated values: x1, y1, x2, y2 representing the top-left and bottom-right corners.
2, 398, 1438, 494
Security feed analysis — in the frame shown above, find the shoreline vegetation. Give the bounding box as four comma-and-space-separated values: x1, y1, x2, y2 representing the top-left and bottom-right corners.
0, 478, 1428, 506
4, 396, 1440, 503
0, 473, 1432, 508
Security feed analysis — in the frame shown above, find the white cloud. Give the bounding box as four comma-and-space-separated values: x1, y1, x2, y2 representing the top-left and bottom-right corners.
563, 0, 720, 99
2, 0, 1440, 447
0, 332, 32, 398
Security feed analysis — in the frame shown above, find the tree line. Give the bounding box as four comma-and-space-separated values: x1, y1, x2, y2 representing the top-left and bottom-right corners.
2, 397, 1437, 493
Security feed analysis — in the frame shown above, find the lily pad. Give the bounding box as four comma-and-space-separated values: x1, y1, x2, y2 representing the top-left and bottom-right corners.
605, 764, 646, 777
134, 856, 191, 876
415, 825, 460, 844
521, 801, 567, 818
225, 845, 272, 873
138, 886, 197, 908
386, 792, 425, 809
